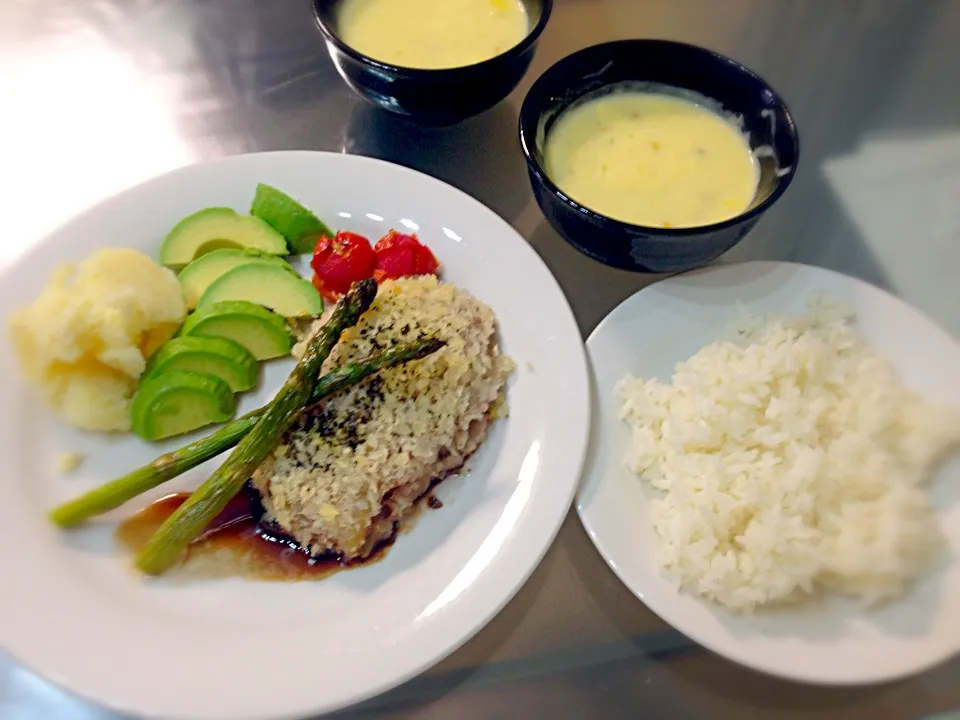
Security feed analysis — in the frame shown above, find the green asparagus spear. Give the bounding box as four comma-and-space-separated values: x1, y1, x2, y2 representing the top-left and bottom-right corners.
135, 279, 378, 575
49, 338, 444, 528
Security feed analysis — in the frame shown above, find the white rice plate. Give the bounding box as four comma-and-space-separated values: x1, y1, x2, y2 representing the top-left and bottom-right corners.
617, 296, 960, 613
577, 262, 960, 684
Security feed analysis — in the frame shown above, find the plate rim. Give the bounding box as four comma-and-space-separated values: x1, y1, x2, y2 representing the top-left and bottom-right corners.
576, 259, 960, 686
0, 150, 591, 719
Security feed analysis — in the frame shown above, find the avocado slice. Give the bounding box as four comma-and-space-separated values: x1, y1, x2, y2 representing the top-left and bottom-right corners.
197, 263, 324, 318
180, 301, 292, 360
178, 248, 297, 309
159, 207, 289, 269
131, 370, 236, 441
143, 336, 259, 392
250, 183, 335, 254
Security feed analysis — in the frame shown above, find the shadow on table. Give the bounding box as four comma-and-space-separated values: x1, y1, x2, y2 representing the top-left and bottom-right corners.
661, 652, 903, 716
341, 101, 530, 226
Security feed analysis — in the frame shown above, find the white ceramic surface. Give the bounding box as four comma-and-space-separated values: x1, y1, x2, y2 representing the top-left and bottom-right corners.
577, 261, 960, 685
0, 152, 589, 719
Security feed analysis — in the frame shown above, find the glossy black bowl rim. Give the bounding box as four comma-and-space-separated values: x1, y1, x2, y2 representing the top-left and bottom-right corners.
312, 0, 554, 75
519, 39, 801, 240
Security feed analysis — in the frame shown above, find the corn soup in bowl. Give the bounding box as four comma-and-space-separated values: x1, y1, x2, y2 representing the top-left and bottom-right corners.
520, 40, 800, 273
314, 0, 552, 125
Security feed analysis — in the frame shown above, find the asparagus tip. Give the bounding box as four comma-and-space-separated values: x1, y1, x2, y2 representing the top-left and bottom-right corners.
353, 277, 378, 306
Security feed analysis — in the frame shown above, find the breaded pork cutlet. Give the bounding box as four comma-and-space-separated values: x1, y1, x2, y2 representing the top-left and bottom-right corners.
252, 275, 514, 560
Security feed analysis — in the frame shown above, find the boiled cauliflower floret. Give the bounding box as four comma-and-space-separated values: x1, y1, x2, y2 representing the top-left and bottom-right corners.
7, 248, 185, 431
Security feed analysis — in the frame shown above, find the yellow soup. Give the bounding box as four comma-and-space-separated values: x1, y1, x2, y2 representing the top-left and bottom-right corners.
544, 90, 760, 229
337, 0, 529, 70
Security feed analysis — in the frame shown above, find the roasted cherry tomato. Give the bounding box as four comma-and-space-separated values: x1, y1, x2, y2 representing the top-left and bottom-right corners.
372, 230, 439, 282
310, 231, 377, 302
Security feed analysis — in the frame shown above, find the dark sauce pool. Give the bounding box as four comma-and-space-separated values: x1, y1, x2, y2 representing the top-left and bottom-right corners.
116, 482, 441, 581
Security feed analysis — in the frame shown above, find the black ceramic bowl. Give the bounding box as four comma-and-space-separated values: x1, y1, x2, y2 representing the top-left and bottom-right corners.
313, 0, 552, 126
519, 40, 800, 273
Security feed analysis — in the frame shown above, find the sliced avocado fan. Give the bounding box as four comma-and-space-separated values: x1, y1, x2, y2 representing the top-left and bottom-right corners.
160, 207, 289, 269
143, 335, 259, 392
180, 300, 293, 360
178, 248, 297, 309
197, 263, 324, 318
131, 370, 236, 441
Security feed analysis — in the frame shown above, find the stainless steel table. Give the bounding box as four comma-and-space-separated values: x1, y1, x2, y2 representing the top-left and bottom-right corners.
2, 1, 959, 718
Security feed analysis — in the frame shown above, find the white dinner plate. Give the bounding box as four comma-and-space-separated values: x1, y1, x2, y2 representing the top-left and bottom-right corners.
577, 261, 960, 685
0, 151, 589, 719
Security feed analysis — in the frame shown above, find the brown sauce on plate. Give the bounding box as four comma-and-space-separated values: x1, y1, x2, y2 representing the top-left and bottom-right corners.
116, 485, 390, 581
116, 481, 447, 581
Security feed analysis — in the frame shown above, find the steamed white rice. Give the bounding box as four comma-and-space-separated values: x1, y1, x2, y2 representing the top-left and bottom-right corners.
618, 296, 960, 613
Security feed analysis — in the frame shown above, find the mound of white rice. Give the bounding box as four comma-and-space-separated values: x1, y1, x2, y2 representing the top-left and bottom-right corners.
617, 296, 960, 613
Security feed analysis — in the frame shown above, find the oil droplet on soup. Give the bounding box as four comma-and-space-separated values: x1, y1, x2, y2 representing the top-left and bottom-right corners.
544, 90, 760, 229
336, 0, 529, 70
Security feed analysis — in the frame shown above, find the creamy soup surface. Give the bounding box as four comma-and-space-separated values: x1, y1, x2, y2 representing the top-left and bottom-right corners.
544, 88, 760, 229
337, 0, 529, 70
